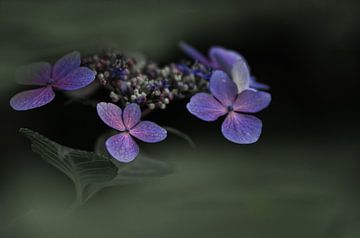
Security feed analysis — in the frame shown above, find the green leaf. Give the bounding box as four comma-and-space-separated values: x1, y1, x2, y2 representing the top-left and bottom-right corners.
20, 128, 118, 204
85, 154, 175, 202
20, 128, 174, 205
105, 154, 174, 186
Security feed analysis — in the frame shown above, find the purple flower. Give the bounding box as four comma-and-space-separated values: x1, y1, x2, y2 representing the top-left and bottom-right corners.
10, 52, 96, 111
176, 64, 212, 80
186, 70, 271, 144
179, 42, 269, 90
97, 102, 167, 163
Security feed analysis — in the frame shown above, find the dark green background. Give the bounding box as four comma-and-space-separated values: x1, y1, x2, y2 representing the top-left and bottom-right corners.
0, 0, 359, 237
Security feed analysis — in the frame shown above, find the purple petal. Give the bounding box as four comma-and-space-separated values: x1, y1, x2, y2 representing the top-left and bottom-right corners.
52, 51, 81, 80
209, 70, 238, 106
186, 93, 227, 121
52, 67, 96, 91
10, 86, 55, 111
233, 90, 271, 113
106, 133, 139, 163
209, 47, 243, 73
221, 112, 262, 144
123, 103, 141, 129
15, 62, 51, 86
231, 60, 250, 93
250, 76, 270, 90
179, 42, 212, 66
130, 121, 167, 143
97, 102, 126, 131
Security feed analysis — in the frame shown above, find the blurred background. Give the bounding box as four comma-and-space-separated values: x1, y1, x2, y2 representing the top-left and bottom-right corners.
0, 0, 359, 237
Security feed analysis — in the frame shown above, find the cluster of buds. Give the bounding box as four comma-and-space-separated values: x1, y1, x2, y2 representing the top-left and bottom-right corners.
81, 50, 211, 111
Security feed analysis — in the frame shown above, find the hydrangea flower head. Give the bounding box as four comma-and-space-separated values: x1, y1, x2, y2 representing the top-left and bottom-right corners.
186, 70, 271, 144
10, 52, 96, 111
179, 42, 269, 90
97, 102, 167, 163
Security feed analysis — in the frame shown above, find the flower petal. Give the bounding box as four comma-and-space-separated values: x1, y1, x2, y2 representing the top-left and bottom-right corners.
123, 103, 141, 129
186, 93, 227, 121
209, 70, 238, 106
106, 133, 139, 163
15, 62, 52, 86
221, 112, 262, 144
10, 86, 55, 111
52, 51, 81, 81
209, 47, 243, 73
249, 76, 270, 90
233, 90, 271, 113
130, 121, 167, 143
179, 42, 212, 66
97, 102, 126, 131
52, 67, 96, 91
231, 60, 250, 93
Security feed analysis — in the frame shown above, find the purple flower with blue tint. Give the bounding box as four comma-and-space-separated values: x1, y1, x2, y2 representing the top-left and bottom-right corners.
187, 70, 271, 144
176, 63, 212, 80
179, 42, 269, 90
97, 102, 167, 163
10, 52, 96, 111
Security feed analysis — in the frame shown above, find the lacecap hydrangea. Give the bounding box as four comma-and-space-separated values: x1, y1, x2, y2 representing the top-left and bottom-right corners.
10, 43, 271, 163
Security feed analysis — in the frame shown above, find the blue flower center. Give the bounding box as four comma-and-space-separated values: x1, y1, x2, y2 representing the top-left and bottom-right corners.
48, 78, 55, 84
227, 105, 234, 112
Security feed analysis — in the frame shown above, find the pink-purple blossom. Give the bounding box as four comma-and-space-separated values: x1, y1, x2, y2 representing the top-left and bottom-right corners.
10, 52, 96, 111
97, 102, 167, 163
179, 42, 269, 90
186, 70, 271, 144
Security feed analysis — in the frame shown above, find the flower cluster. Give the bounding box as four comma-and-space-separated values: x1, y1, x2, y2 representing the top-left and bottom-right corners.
81, 50, 210, 110
10, 42, 271, 163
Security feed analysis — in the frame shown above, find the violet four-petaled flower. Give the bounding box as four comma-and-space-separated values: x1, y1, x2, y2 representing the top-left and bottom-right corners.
97, 102, 167, 163
179, 42, 269, 90
186, 70, 271, 144
10, 52, 96, 111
